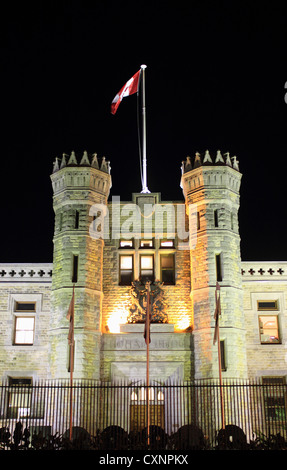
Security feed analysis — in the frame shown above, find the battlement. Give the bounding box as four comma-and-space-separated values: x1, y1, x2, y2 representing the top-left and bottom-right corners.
51, 151, 112, 200
181, 150, 240, 174
52, 151, 111, 174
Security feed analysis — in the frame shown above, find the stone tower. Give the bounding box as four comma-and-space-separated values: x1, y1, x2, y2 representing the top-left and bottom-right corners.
181, 151, 248, 379
50, 151, 111, 379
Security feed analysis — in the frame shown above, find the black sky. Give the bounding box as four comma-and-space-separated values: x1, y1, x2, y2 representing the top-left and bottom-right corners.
0, 1, 287, 263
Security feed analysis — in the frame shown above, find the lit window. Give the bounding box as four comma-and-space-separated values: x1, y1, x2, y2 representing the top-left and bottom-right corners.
7, 378, 32, 419
14, 317, 35, 345
259, 315, 280, 344
140, 255, 154, 283
160, 240, 174, 248
119, 240, 133, 248
140, 240, 153, 248
139, 387, 154, 401
119, 255, 133, 285
160, 254, 175, 285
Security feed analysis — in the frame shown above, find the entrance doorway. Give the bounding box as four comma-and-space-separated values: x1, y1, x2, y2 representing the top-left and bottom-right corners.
130, 387, 165, 432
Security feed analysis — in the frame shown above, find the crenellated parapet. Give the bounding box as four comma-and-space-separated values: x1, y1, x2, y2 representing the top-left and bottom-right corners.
180, 150, 242, 205
52, 150, 111, 174
181, 150, 239, 174
51, 151, 112, 205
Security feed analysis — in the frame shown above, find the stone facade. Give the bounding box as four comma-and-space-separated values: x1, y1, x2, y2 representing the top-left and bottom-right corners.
0, 150, 286, 384
0, 264, 52, 381
180, 151, 247, 379
242, 261, 287, 378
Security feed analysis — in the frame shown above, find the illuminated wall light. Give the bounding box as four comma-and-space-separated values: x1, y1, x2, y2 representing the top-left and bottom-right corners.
176, 315, 191, 331
107, 309, 128, 333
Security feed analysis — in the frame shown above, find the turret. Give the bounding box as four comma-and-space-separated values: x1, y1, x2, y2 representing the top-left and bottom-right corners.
49, 151, 111, 379
181, 150, 247, 379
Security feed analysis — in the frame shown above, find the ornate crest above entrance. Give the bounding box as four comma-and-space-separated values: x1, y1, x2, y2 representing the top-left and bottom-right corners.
127, 280, 168, 324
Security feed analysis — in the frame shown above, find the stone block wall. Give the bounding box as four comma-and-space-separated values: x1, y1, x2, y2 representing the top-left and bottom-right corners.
242, 262, 287, 378
0, 264, 52, 380
101, 196, 193, 334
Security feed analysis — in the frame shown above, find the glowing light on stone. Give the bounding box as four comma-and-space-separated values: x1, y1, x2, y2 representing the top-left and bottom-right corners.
107, 309, 128, 333
176, 315, 191, 331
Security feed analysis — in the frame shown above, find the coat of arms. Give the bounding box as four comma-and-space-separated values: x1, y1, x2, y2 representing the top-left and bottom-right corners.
127, 279, 168, 324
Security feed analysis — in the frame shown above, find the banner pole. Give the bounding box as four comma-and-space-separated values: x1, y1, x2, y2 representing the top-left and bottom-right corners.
140, 64, 150, 193
69, 285, 75, 441
146, 281, 151, 447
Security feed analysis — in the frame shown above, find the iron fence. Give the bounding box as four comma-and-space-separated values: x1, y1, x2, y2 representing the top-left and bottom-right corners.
0, 378, 286, 450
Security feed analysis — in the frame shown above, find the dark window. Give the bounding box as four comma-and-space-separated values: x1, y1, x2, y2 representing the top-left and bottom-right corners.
59, 212, 63, 231
197, 212, 200, 230
72, 255, 78, 283
216, 254, 222, 282
214, 210, 219, 227
262, 377, 286, 423
160, 254, 175, 285
75, 210, 79, 229
220, 340, 226, 371
140, 240, 153, 248
258, 300, 278, 311
15, 302, 36, 312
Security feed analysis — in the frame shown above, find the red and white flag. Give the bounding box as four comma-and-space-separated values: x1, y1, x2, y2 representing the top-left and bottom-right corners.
67, 287, 75, 346
111, 70, 140, 115
144, 285, 151, 344
213, 282, 221, 345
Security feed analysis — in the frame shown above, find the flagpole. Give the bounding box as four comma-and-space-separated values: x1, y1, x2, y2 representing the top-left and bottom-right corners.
146, 281, 151, 447
140, 64, 150, 194
69, 285, 75, 441
214, 284, 225, 431
217, 316, 225, 431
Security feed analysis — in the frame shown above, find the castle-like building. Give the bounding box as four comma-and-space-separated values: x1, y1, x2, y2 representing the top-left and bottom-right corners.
1, 149, 286, 387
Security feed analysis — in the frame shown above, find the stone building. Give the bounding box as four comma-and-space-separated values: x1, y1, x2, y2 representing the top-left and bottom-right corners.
0, 149, 286, 387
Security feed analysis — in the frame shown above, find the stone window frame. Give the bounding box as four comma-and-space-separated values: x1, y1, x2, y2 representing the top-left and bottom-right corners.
160, 252, 175, 285
250, 292, 284, 346
119, 253, 134, 285
118, 238, 176, 285
258, 314, 280, 344
14, 316, 35, 345
9, 293, 43, 347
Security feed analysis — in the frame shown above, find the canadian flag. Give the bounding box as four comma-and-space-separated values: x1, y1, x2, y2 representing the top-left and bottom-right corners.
111, 70, 141, 115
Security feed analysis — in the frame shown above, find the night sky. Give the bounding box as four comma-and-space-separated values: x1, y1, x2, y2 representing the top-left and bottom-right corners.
0, 2, 287, 263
